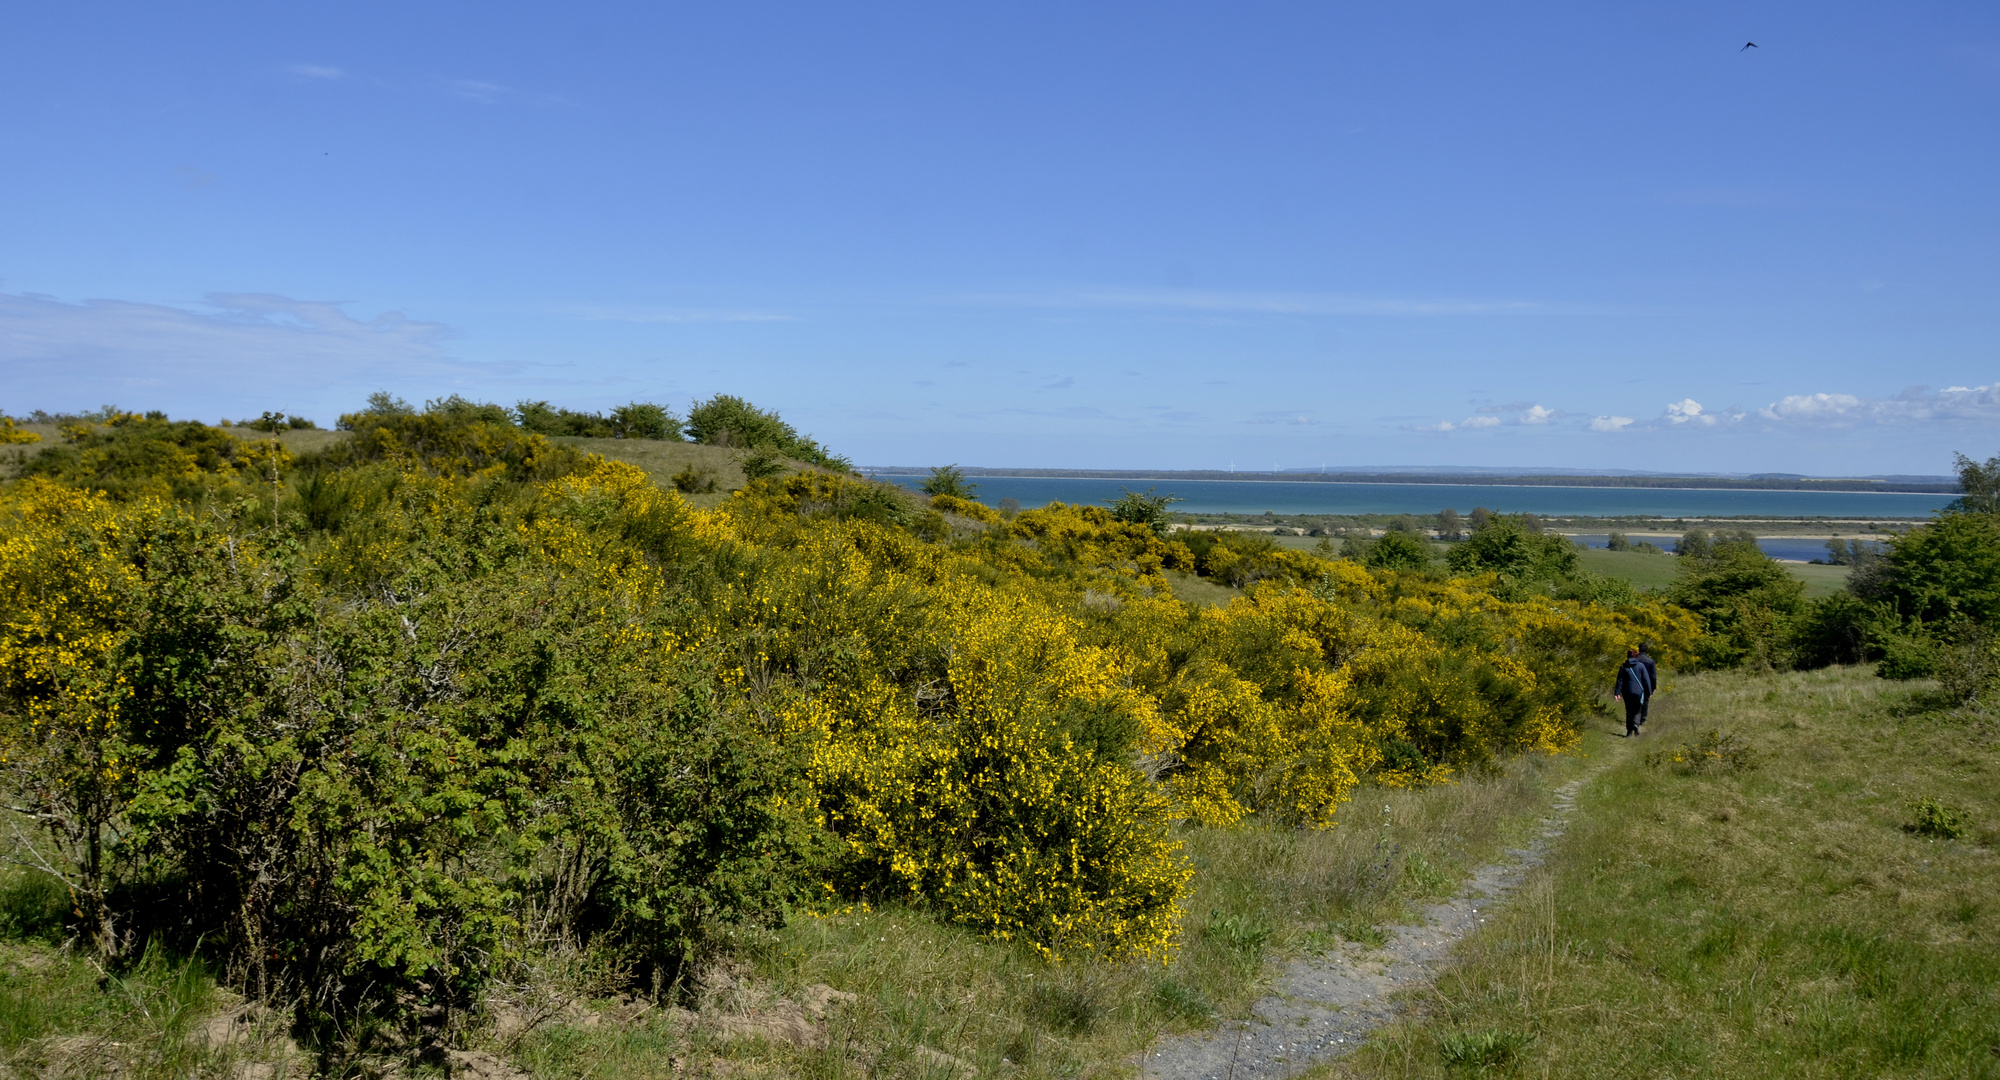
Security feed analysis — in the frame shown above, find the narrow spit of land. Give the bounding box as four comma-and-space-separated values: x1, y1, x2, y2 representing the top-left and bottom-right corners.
1141, 772, 1603, 1080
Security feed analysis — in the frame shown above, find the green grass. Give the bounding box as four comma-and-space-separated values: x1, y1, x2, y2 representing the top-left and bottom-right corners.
1331, 666, 2000, 1080
504, 752, 1587, 1080
1162, 569, 1243, 607
1574, 546, 1685, 590
553, 435, 789, 507
1573, 545, 1852, 597
1786, 560, 1854, 598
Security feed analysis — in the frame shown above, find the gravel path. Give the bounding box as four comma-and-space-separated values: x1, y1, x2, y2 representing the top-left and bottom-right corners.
1139, 775, 1593, 1080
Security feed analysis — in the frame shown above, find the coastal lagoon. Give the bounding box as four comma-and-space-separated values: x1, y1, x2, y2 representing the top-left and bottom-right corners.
871, 475, 1952, 520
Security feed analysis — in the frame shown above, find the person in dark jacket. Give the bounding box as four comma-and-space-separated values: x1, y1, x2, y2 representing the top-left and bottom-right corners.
1636, 642, 1659, 725
1613, 647, 1649, 736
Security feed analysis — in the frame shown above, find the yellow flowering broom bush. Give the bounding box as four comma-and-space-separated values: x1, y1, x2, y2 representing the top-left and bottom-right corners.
0, 400, 1703, 1045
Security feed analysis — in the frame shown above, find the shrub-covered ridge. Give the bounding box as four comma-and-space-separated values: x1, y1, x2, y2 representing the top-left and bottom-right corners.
0, 398, 1701, 1056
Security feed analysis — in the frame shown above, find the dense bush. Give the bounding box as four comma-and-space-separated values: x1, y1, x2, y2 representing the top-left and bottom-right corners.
514, 398, 682, 440
0, 399, 1709, 1053
1668, 537, 1805, 667
1445, 514, 1579, 584
685, 394, 847, 470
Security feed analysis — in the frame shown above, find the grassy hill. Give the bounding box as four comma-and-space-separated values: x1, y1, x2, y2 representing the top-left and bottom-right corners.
1346, 666, 1999, 1079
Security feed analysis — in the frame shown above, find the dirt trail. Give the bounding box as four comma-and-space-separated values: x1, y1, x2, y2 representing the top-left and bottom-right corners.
1140, 774, 1596, 1080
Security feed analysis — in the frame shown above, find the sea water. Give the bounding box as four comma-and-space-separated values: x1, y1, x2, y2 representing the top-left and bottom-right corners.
871, 475, 1951, 521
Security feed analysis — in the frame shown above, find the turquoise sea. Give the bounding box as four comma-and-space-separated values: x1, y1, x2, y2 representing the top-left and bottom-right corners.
870, 475, 1952, 520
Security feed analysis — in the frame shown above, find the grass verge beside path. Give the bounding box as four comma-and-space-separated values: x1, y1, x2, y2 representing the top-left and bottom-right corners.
1328, 666, 2000, 1080
508, 748, 1593, 1080
0, 728, 1593, 1079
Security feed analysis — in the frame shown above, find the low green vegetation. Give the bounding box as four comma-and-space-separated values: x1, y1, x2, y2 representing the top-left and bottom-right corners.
1336, 664, 2000, 1080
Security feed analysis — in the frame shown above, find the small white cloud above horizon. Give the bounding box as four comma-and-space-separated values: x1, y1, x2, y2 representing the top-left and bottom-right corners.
1664, 398, 1718, 425
1590, 416, 1635, 432
1519, 404, 1557, 425
1752, 384, 2000, 426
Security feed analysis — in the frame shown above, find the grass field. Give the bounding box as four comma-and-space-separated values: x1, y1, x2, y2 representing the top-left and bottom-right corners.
1331, 666, 2000, 1080
1573, 546, 1685, 591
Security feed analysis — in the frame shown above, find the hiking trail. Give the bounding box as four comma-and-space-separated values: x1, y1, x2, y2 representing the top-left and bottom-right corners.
1140, 772, 1598, 1080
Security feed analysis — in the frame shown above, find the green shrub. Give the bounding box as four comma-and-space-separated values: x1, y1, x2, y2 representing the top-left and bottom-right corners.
1667, 540, 1804, 668
1907, 797, 1970, 840
1107, 487, 1181, 537
920, 464, 977, 499
1446, 515, 1578, 584
685, 395, 846, 470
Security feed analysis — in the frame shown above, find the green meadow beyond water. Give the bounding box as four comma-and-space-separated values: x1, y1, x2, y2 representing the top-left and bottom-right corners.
872, 476, 1952, 519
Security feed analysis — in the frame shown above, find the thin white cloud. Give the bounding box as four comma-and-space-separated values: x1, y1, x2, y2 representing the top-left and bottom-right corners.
0, 291, 488, 420
1758, 392, 1861, 421
1754, 383, 2000, 426
1461, 415, 1501, 429
961, 288, 1536, 317
442, 78, 569, 107
289, 64, 346, 80
556, 303, 796, 324
1519, 404, 1557, 425
1590, 416, 1635, 432
447, 79, 510, 103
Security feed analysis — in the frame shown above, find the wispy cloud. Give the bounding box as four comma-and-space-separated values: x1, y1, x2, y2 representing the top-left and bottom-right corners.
1755, 384, 2000, 426
446, 78, 510, 103
1664, 398, 1717, 425
0, 291, 485, 420
1410, 403, 1555, 432
960, 288, 1537, 318
556, 303, 796, 324
442, 78, 568, 107
289, 64, 346, 80
1041, 376, 1075, 389
1590, 415, 1635, 432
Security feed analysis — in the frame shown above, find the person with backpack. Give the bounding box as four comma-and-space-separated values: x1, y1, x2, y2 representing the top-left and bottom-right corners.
1636, 642, 1659, 726
1613, 647, 1650, 737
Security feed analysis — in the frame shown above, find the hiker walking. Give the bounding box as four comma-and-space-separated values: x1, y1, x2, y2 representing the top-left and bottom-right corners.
1636, 642, 1659, 726
1613, 647, 1650, 737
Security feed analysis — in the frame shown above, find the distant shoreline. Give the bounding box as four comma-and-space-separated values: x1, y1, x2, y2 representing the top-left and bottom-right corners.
862, 468, 1958, 495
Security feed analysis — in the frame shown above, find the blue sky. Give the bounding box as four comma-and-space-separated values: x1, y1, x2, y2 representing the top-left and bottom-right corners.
3, 1, 1997, 474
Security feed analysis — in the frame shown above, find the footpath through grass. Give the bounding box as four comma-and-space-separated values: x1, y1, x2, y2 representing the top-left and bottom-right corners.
1330, 666, 2000, 1079
510, 750, 1589, 1080
0, 735, 1586, 1078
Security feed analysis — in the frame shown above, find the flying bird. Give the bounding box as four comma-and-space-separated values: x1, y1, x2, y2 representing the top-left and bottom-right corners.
1741, 41, 1758, 50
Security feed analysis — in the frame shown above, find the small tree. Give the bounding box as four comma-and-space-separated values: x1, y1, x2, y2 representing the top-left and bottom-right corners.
1606, 531, 1631, 551
1469, 506, 1494, 532
1363, 531, 1433, 572
1436, 508, 1463, 541
921, 464, 977, 499
1108, 488, 1182, 537
610, 401, 682, 441
1676, 528, 1712, 559
742, 449, 789, 481
1947, 452, 2000, 515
